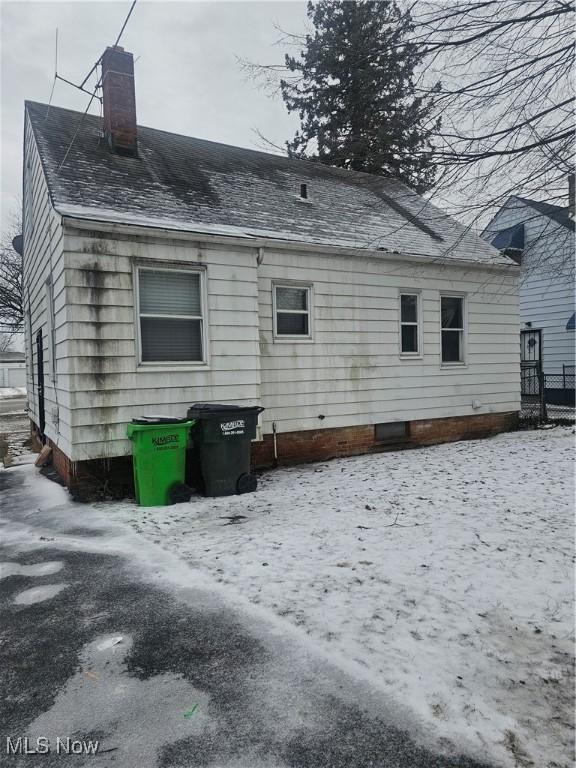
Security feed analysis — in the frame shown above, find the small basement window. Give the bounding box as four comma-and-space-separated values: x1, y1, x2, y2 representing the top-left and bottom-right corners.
274, 284, 312, 339
375, 421, 409, 443
137, 267, 205, 364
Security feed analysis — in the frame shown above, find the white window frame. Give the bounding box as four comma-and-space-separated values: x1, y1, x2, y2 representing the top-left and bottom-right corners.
134, 264, 209, 369
273, 282, 314, 342
398, 291, 422, 358
440, 293, 467, 367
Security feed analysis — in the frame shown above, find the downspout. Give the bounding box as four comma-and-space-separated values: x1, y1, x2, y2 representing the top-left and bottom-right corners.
272, 421, 278, 468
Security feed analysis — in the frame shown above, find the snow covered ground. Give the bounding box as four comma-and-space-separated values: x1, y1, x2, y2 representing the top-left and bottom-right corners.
0, 386, 26, 399
95, 428, 573, 766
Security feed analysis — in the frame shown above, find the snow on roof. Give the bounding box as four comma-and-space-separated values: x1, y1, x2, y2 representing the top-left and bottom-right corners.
27, 101, 509, 265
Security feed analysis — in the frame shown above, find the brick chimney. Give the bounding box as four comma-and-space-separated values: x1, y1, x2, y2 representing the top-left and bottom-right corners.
101, 45, 137, 156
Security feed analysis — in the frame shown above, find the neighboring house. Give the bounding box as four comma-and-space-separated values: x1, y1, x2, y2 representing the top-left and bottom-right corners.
482, 194, 575, 383
0, 350, 26, 389
22, 46, 520, 495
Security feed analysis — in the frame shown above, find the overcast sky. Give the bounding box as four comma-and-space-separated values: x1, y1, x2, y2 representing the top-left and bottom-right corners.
0, 0, 308, 234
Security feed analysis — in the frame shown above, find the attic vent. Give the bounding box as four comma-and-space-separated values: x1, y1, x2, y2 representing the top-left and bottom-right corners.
300, 183, 308, 199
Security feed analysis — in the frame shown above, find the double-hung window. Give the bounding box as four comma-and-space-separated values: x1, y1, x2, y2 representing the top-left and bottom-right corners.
441, 295, 465, 363
138, 267, 205, 364
399, 293, 420, 355
274, 284, 312, 339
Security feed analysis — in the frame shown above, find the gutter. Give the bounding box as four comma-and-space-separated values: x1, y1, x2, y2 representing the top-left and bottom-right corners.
59, 212, 520, 274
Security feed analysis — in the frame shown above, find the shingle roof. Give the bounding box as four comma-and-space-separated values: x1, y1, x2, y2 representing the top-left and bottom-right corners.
0, 351, 25, 362
513, 196, 575, 232
26, 101, 509, 265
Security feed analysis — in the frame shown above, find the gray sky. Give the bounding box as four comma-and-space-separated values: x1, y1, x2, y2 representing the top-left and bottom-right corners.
0, 0, 307, 234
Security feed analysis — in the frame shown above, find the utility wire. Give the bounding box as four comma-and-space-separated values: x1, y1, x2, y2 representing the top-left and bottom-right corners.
44, 28, 58, 120
80, 0, 137, 88
56, 70, 101, 173
55, 0, 139, 173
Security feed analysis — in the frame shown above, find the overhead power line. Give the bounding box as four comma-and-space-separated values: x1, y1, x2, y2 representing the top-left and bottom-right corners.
55, 0, 139, 173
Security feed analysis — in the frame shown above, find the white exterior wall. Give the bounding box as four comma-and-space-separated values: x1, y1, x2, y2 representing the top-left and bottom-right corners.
61, 227, 261, 461
484, 201, 575, 374
23, 114, 69, 454
258, 248, 520, 434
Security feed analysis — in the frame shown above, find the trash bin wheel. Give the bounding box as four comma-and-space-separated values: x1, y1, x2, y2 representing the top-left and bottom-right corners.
169, 482, 193, 505
236, 473, 257, 494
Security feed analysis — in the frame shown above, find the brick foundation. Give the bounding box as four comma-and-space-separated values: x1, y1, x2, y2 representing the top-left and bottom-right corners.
251, 411, 519, 468
32, 411, 518, 499
38, 428, 134, 502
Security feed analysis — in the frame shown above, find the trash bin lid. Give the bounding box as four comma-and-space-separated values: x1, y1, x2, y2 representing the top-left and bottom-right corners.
131, 415, 191, 425
187, 402, 264, 419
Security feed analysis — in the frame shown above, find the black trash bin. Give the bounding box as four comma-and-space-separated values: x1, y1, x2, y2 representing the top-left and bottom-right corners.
186, 403, 265, 497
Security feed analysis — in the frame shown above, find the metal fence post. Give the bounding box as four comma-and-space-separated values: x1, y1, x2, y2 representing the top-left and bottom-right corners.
539, 369, 547, 422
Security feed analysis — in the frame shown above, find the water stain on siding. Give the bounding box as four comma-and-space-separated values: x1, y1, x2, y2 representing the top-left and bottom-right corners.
75, 262, 121, 443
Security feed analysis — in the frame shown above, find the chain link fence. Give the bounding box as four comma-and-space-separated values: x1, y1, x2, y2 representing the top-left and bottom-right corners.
520, 368, 575, 425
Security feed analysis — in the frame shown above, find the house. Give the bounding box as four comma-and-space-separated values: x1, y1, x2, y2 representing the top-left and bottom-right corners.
22, 46, 520, 496
0, 350, 26, 389
482, 192, 575, 404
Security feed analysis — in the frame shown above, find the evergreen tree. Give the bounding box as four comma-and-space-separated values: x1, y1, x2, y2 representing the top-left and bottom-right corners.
280, 1, 439, 193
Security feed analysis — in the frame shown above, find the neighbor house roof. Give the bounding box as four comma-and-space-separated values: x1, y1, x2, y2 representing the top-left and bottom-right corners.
26, 101, 509, 265
511, 196, 575, 232
0, 351, 25, 363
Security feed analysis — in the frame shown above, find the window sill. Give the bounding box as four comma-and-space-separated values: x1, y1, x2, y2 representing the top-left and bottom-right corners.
273, 337, 315, 344
137, 362, 210, 373
399, 354, 423, 361
440, 362, 467, 369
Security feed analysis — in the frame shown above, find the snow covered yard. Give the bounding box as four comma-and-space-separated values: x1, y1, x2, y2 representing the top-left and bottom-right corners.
109, 427, 574, 768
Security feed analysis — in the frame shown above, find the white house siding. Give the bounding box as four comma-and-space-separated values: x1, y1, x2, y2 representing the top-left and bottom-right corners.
23, 116, 70, 455
61, 226, 261, 461
258, 247, 520, 435
483, 200, 575, 375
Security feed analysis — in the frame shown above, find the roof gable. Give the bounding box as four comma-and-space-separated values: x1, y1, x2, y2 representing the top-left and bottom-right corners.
26, 101, 507, 265
514, 196, 574, 232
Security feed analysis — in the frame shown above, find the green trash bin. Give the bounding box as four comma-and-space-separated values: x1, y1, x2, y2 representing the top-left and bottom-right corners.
127, 416, 195, 507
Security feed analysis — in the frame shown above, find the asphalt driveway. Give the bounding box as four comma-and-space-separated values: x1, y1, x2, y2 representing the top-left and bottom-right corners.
0, 466, 495, 768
